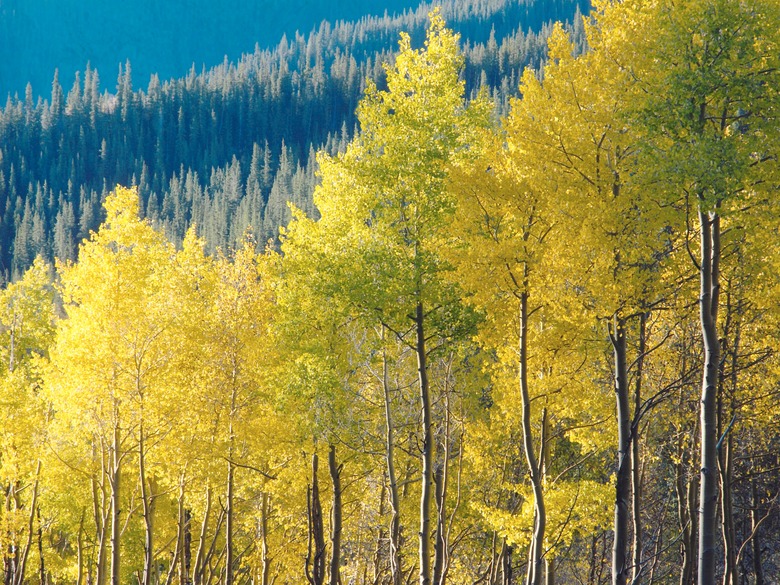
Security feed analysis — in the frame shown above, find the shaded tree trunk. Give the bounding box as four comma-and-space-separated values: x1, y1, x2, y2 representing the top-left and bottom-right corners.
433, 388, 450, 585
750, 481, 764, 585
328, 445, 342, 585
432, 467, 444, 585
110, 419, 121, 585
541, 409, 553, 585
718, 435, 735, 585
631, 313, 647, 583
381, 333, 403, 585
306, 453, 326, 585
225, 459, 235, 585
92, 442, 110, 585
718, 313, 739, 585
259, 493, 270, 585
37, 507, 44, 585
372, 482, 386, 585
182, 506, 192, 585
77, 511, 84, 585
140, 425, 154, 585
13, 462, 40, 585
501, 543, 512, 585
697, 209, 720, 585
193, 488, 211, 585
415, 301, 433, 585
519, 289, 544, 585
610, 317, 630, 585
675, 464, 696, 585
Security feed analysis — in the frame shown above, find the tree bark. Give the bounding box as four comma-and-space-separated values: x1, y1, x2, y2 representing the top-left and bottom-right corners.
381, 334, 403, 585
432, 467, 444, 585
631, 313, 647, 583
182, 506, 192, 585
140, 425, 154, 585
610, 317, 631, 585
77, 511, 84, 585
434, 360, 454, 585
519, 289, 544, 585
306, 453, 326, 585
260, 493, 270, 585
718, 317, 739, 585
93, 442, 109, 585
193, 488, 211, 585
500, 542, 512, 585
372, 482, 386, 585
415, 301, 433, 585
14, 461, 40, 585
750, 481, 764, 585
718, 435, 735, 585
697, 209, 720, 585
328, 445, 342, 585
675, 458, 696, 585
541, 409, 553, 585
110, 418, 121, 585
225, 459, 235, 585
37, 507, 45, 585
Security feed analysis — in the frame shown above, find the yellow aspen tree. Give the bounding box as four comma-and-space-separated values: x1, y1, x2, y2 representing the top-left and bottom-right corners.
282, 11, 490, 585
46, 186, 181, 585
619, 2, 780, 582
0, 258, 56, 585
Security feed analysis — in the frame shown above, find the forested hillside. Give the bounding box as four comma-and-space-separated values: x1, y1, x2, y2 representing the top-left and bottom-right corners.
2, 1, 780, 585
0, 0, 586, 281
0, 0, 426, 98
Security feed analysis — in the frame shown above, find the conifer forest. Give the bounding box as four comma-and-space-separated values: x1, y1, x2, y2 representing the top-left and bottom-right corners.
1, 1, 779, 585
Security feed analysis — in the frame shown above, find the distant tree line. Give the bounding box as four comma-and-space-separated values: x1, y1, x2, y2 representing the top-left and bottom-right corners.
0, 0, 587, 281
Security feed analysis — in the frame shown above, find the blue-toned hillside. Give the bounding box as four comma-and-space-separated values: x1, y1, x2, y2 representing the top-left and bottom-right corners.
0, 0, 588, 279
0, 0, 423, 99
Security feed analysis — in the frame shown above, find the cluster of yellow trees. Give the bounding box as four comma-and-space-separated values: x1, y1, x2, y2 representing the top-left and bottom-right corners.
2, 1, 779, 585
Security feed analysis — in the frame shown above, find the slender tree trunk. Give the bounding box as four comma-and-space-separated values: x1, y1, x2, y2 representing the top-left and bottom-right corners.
164, 480, 182, 585
110, 416, 121, 585
182, 506, 192, 585
697, 209, 720, 585
500, 543, 512, 585
140, 425, 154, 585
541, 409, 553, 585
37, 507, 45, 585
94, 442, 109, 585
414, 301, 433, 585
226, 372, 239, 585
77, 511, 84, 585
750, 481, 764, 585
432, 467, 444, 585
193, 488, 211, 585
631, 313, 647, 583
260, 493, 270, 585
225, 458, 234, 585
381, 332, 403, 585
434, 362, 453, 585
372, 482, 386, 585
718, 436, 735, 585
328, 446, 342, 585
675, 459, 696, 585
14, 461, 40, 585
519, 289, 544, 585
719, 319, 739, 585
306, 453, 326, 585
173, 477, 189, 585
588, 535, 598, 585
611, 317, 631, 585
4, 484, 15, 585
